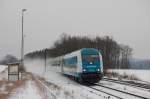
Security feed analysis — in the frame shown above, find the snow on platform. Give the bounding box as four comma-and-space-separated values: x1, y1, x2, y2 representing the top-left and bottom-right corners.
9, 80, 43, 99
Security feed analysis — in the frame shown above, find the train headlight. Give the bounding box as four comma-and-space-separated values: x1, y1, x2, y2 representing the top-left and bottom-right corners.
97, 69, 100, 71
83, 69, 86, 72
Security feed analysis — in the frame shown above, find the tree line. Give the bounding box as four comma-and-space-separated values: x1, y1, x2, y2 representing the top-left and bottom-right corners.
0, 54, 19, 65
25, 34, 132, 70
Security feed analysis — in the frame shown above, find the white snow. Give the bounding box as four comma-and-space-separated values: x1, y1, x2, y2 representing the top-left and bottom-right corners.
44, 65, 107, 99
99, 80, 150, 98
23, 59, 150, 99
108, 69, 150, 83
0, 65, 8, 80
92, 85, 141, 99
9, 80, 43, 99
0, 65, 7, 73
24, 59, 109, 99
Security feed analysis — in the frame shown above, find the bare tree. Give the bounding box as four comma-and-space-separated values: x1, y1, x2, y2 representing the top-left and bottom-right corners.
25, 33, 132, 70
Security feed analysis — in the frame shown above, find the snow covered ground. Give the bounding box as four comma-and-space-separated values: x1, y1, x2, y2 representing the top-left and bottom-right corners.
43, 66, 119, 99
0, 65, 8, 80
9, 80, 43, 99
23, 59, 150, 99
99, 80, 150, 98
0, 65, 7, 73
108, 69, 150, 83
24, 59, 114, 99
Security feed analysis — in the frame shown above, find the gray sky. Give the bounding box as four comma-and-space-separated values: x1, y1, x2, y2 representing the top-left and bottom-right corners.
0, 0, 150, 59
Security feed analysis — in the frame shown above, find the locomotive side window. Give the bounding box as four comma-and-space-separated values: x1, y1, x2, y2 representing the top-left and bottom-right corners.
64, 56, 77, 66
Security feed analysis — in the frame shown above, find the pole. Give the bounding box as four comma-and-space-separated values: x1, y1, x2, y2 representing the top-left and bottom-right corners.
21, 10, 24, 71
45, 49, 47, 72
21, 9, 26, 72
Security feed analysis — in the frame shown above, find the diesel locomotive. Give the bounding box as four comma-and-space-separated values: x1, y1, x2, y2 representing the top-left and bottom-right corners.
51, 48, 103, 83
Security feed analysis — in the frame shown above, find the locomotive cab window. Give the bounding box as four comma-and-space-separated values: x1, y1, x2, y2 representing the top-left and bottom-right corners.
82, 55, 100, 64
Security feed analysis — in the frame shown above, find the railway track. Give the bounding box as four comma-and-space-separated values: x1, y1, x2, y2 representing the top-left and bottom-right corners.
35, 77, 57, 99
87, 86, 123, 99
35, 75, 150, 99
91, 83, 149, 99
102, 78, 150, 91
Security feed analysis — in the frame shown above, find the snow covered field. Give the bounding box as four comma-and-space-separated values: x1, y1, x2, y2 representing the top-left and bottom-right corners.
108, 69, 150, 83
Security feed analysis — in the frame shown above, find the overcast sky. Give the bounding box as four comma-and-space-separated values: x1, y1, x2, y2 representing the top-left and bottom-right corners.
0, 0, 150, 59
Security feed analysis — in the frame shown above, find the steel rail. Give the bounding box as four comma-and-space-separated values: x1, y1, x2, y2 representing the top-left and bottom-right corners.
95, 83, 149, 99
87, 86, 123, 99
102, 78, 150, 90
36, 79, 57, 99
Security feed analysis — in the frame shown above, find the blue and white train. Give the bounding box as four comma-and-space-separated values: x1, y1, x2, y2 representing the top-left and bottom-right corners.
51, 48, 103, 83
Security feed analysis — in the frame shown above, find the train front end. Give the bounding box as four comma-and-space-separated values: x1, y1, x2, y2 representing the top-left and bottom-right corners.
80, 48, 103, 83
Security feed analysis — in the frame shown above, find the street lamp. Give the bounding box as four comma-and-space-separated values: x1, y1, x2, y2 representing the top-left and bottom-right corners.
21, 9, 27, 72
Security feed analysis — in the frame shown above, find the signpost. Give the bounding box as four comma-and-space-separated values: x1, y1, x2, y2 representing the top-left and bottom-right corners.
8, 62, 20, 81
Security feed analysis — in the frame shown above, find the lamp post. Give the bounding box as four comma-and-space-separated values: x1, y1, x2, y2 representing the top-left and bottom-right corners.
45, 49, 47, 72
44, 48, 48, 77
21, 9, 27, 72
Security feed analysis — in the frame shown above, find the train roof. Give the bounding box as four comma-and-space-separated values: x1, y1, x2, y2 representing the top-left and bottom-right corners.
52, 48, 101, 59
63, 48, 100, 58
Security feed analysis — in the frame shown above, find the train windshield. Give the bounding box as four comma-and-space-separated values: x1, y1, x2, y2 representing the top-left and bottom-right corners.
82, 55, 100, 65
